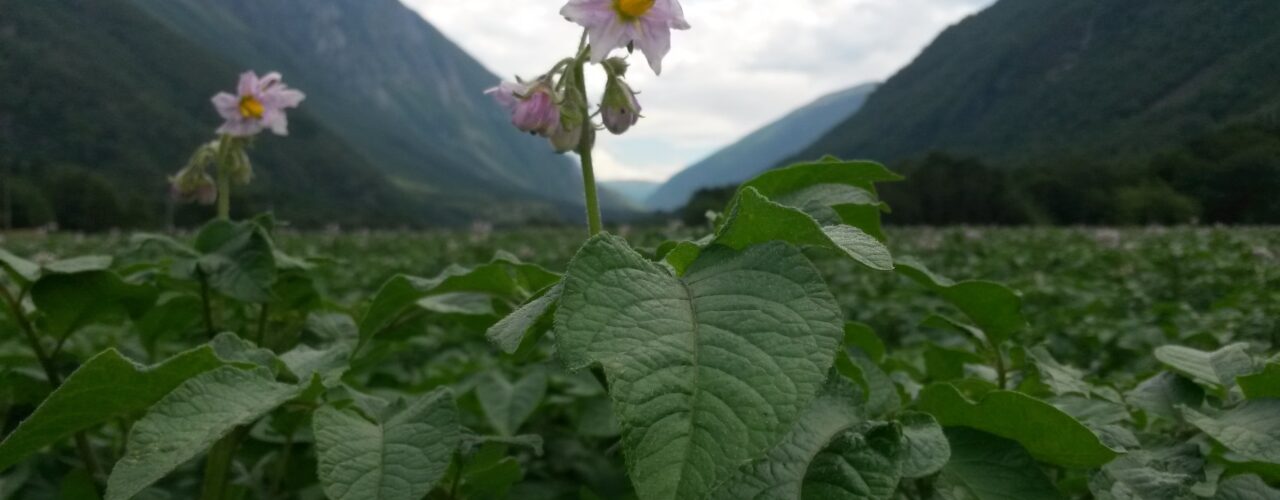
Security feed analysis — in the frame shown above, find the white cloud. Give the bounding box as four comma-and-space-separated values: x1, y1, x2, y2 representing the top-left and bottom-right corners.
403, 0, 994, 181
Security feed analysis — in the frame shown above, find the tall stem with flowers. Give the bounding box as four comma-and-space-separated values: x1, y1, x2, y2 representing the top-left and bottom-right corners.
489, 0, 689, 237
171, 71, 305, 221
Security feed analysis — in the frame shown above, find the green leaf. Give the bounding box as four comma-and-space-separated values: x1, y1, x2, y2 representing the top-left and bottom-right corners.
1183, 400, 1280, 464
740, 159, 903, 201
895, 259, 1026, 344
802, 422, 902, 500
897, 412, 950, 479
836, 351, 901, 418
843, 322, 885, 363
105, 366, 303, 500
1238, 363, 1280, 400
710, 379, 865, 499
0, 347, 225, 471
1212, 474, 1280, 500
359, 254, 559, 346
279, 342, 353, 385
1155, 344, 1256, 391
43, 255, 112, 274
313, 388, 460, 500
925, 344, 985, 382
486, 283, 562, 355
0, 248, 40, 285
917, 383, 1120, 468
715, 187, 893, 271
1088, 444, 1203, 500
191, 219, 277, 303
1126, 372, 1204, 422
30, 270, 156, 338
662, 241, 703, 276
934, 428, 1063, 500
555, 235, 844, 500
476, 370, 547, 436
1024, 346, 1094, 398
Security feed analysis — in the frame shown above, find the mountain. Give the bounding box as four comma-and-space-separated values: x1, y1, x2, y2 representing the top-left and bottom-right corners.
0, 0, 436, 229
791, 0, 1280, 167
129, 0, 630, 222
600, 180, 660, 208
646, 83, 878, 211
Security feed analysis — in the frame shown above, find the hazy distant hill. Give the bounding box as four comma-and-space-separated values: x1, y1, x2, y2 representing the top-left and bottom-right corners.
792, 0, 1280, 166
600, 180, 661, 208
0, 0, 629, 230
0, 0, 443, 229
646, 83, 877, 211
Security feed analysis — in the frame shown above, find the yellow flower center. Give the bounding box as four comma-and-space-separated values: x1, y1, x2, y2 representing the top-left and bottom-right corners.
617, 0, 655, 19
238, 95, 265, 120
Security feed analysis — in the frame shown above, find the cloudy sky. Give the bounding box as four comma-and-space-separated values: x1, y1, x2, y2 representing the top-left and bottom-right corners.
404, 0, 994, 182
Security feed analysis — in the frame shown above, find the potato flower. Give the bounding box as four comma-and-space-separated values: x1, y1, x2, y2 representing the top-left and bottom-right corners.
212, 71, 305, 137
487, 80, 561, 137
560, 0, 690, 75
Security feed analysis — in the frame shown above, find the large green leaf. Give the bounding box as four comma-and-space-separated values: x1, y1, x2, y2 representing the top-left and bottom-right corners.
105, 366, 303, 500
0, 248, 40, 286
313, 388, 460, 500
1088, 444, 1203, 500
715, 187, 893, 271
1126, 372, 1204, 422
739, 158, 903, 201
190, 219, 278, 303
710, 379, 865, 499
1237, 363, 1280, 400
917, 383, 1119, 468
476, 370, 547, 436
897, 412, 950, 479
1155, 344, 1257, 391
0, 347, 226, 471
486, 283, 562, 355
895, 259, 1026, 344
802, 422, 902, 500
359, 253, 559, 346
1183, 400, 1280, 464
1212, 474, 1280, 500
934, 428, 1063, 500
30, 270, 156, 338
555, 235, 844, 500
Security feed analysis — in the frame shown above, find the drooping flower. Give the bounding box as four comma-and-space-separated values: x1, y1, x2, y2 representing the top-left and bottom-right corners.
487, 80, 560, 137
169, 167, 218, 205
212, 71, 305, 137
601, 77, 641, 134
560, 0, 690, 75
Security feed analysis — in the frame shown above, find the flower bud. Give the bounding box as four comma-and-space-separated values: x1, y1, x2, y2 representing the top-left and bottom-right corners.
489, 79, 561, 137
601, 77, 641, 135
169, 170, 218, 205
549, 121, 584, 154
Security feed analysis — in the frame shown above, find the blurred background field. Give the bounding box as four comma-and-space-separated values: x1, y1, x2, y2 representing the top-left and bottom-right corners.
5, 225, 1275, 373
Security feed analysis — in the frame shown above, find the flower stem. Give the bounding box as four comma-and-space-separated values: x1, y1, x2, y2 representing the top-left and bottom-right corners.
200, 426, 248, 500
572, 58, 603, 237
215, 135, 233, 220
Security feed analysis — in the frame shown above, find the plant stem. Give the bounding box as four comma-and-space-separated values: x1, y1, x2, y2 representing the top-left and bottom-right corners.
0, 284, 103, 487
256, 303, 269, 346
216, 135, 233, 220
268, 433, 294, 497
993, 344, 1007, 390
572, 59, 603, 237
200, 426, 248, 500
198, 268, 216, 338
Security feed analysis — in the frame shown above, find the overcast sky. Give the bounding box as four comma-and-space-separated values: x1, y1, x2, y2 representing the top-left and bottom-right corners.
404, 0, 994, 182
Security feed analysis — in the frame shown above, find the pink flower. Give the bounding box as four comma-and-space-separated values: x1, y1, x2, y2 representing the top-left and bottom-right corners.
211, 71, 305, 137
560, 0, 690, 75
487, 80, 560, 137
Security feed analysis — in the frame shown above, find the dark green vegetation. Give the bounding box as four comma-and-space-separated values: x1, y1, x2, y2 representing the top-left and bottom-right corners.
647, 83, 878, 211
0, 0, 626, 231
674, 0, 1280, 225
1, 160, 1277, 499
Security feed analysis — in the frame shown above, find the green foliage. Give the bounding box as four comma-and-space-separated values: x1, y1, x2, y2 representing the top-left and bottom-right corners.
1, 157, 1277, 500
313, 388, 460, 500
